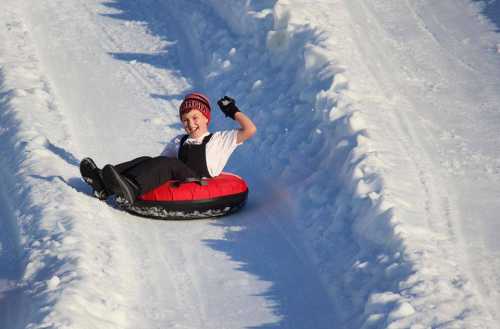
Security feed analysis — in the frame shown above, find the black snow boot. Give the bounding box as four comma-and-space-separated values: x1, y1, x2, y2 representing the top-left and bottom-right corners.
80, 157, 109, 200
102, 164, 139, 205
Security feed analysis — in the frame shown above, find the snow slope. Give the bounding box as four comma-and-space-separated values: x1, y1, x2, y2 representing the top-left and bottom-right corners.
1, 0, 500, 328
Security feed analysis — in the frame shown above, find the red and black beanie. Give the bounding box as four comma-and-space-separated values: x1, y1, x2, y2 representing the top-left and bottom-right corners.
179, 92, 211, 123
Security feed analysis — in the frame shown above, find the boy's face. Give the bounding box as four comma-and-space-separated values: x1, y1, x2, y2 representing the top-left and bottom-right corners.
181, 109, 209, 138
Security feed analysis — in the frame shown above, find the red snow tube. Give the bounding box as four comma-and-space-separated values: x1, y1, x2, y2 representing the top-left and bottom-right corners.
117, 173, 249, 220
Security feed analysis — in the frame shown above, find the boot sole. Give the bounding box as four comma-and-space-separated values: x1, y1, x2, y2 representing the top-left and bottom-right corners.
80, 158, 108, 199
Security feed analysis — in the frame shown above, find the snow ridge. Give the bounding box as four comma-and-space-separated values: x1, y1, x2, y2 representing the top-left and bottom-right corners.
0, 5, 140, 328
0, 8, 75, 327
167, 1, 419, 327
181, 1, 497, 327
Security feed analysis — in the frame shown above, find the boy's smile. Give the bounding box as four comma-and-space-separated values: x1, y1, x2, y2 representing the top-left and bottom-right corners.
181, 109, 209, 139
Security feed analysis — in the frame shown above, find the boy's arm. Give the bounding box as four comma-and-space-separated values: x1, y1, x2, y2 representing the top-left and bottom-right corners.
217, 96, 257, 144
235, 111, 257, 144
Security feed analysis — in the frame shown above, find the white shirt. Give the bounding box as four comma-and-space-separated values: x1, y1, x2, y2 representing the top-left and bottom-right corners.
160, 130, 242, 177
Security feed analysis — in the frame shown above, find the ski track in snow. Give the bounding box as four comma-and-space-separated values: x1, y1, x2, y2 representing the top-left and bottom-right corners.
1, 0, 500, 328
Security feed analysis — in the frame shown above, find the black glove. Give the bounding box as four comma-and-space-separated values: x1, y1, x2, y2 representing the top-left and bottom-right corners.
217, 96, 241, 120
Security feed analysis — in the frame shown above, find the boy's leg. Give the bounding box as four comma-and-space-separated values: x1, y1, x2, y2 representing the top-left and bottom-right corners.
114, 156, 152, 174
123, 156, 196, 194
102, 164, 139, 204
87, 157, 150, 199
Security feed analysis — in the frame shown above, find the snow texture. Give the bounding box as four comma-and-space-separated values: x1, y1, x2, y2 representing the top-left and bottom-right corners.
1, 0, 500, 328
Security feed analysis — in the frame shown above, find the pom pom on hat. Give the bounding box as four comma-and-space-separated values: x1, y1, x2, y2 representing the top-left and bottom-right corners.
179, 92, 211, 123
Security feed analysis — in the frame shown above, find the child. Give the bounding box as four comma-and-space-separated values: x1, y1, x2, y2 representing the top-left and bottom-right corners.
80, 93, 257, 204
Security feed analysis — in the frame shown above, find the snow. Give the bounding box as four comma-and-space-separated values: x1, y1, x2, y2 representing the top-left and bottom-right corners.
1, 0, 500, 328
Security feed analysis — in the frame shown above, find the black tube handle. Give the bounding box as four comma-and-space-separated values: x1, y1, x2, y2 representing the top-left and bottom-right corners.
171, 177, 208, 188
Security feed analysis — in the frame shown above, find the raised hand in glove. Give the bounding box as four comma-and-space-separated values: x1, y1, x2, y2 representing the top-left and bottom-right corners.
217, 96, 241, 120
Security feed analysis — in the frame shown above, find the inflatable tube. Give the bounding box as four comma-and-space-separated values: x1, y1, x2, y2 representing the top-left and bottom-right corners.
116, 173, 248, 220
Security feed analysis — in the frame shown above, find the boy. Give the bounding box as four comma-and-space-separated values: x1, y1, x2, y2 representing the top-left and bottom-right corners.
80, 93, 256, 205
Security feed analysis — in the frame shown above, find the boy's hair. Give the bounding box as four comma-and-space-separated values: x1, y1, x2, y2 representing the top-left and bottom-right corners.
179, 93, 211, 123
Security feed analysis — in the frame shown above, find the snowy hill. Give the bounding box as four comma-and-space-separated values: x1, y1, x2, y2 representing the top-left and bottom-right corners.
1, 0, 500, 328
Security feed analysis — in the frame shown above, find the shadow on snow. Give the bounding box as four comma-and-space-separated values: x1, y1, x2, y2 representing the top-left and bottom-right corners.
100, 0, 339, 327
100, 0, 414, 328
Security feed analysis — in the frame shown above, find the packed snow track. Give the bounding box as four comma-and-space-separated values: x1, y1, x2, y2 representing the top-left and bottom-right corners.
1, 0, 500, 328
